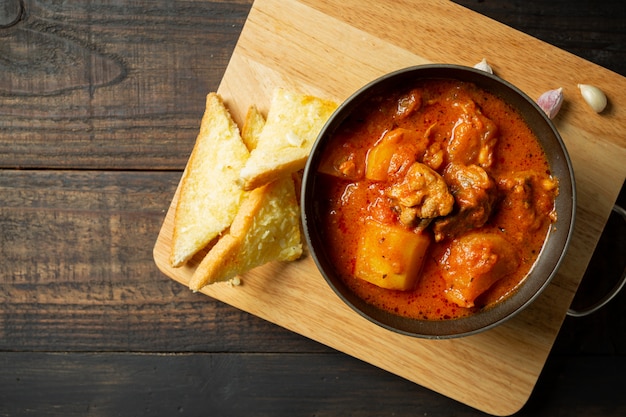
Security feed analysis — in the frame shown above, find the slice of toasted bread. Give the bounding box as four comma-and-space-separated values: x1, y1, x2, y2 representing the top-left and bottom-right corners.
241, 105, 266, 151
238, 88, 337, 191
170, 93, 250, 267
188, 175, 303, 290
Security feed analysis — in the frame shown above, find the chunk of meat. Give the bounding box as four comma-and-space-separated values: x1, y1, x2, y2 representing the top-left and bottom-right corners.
446, 100, 498, 168
318, 147, 364, 181
386, 162, 454, 226
395, 88, 422, 120
442, 232, 519, 308
497, 171, 559, 240
432, 163, 497, 241
422, 140, 445, 171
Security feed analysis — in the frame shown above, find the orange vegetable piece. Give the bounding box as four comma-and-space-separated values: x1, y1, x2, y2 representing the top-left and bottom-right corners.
355, 220, 430, 291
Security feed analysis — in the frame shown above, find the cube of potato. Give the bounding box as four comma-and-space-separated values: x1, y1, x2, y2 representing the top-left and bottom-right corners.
354, 220, 430, 291
365, 128, 428, 181
365, 128, 406, 181
365, 138, 398, 181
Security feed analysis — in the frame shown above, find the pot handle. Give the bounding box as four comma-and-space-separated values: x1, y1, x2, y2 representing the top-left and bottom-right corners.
567, 204, 626, 317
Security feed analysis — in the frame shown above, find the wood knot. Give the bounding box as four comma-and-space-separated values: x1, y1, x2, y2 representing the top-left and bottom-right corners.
0, 0, 24, 28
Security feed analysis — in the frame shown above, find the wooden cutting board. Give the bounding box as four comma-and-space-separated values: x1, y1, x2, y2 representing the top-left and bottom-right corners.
154, 0, 626, 415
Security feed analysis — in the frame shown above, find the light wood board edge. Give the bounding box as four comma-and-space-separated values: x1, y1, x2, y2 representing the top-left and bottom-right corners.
154, 0, 626, 415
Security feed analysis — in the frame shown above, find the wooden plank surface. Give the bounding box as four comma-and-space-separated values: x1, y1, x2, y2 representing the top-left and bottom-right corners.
2, 352, 625, 417
0, 0, 250, 170
153, 0, 626, 415
1, 0, 625, 416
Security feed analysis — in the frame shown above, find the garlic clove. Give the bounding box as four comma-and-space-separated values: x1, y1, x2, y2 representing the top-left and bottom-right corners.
578, 83, 607, 113
473, 58, 493, 74
537, 87, 564, 119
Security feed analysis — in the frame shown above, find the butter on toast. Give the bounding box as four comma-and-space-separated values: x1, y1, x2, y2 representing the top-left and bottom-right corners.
238, 88, 337, 191
188, 175, 303, 290
170, 93, 250, 267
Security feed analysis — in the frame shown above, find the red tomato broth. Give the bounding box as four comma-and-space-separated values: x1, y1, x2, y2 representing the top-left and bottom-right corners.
315, 79, 558, 321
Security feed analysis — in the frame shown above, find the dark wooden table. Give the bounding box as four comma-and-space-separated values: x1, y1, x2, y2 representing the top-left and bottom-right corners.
1, 1, 625, 416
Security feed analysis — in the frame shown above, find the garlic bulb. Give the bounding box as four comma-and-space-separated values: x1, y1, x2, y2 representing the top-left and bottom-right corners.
578, 84, 607, 113
537, 87, 564, 119
473, 58, 493, 74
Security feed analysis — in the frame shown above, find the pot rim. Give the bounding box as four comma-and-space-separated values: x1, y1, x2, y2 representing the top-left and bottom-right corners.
301, 64, 576, 339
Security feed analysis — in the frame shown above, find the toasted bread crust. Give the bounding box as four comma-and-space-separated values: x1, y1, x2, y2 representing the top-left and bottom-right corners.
241, 105, 266, 151
239, 88, 337, 191
189, 175, 302, 290
170, 93, 250, 267
170, 88, 325, 287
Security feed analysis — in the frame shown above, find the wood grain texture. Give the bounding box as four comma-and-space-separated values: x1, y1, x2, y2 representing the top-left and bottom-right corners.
0, 169, 326, 353
1, 352, 625, 417
1, 0, 625, 416
154, 0, 625, 414
455, 0, 626, 77
0, 0, 251, 170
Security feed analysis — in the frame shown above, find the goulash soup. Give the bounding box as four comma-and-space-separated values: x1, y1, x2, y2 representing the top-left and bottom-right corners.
315, 79, 559, 321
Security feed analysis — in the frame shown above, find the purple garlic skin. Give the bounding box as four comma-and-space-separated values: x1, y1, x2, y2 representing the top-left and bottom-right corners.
537, 87, 564, 119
